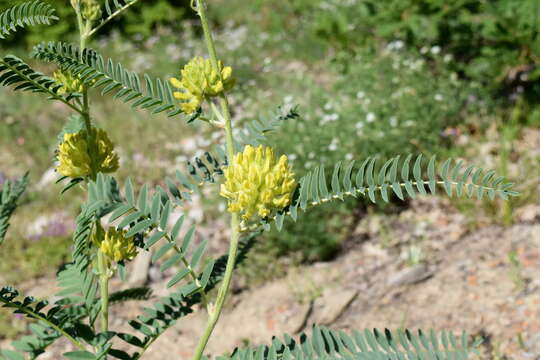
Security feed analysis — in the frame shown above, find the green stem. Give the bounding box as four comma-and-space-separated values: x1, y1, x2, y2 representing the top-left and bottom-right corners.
191, 1, 240, 360
97, 248, 110, 333
76, 2, 109, 342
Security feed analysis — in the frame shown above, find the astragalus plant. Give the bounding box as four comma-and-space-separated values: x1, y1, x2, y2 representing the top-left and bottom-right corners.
0, 1, 518, 359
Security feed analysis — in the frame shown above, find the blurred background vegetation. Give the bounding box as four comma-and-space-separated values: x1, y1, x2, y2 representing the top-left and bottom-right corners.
0, 0, 539, 335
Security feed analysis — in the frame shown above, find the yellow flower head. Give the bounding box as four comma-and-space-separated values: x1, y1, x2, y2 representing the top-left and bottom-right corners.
96, 227, 138, 263
56, 127, 119, 178
170, 57, 235, 114
220, 145, 297, 221
81, 0, 102, 21
53, 69, 84, 95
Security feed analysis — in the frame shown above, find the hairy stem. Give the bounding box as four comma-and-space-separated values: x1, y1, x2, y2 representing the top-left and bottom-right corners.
191, 1, 240, 360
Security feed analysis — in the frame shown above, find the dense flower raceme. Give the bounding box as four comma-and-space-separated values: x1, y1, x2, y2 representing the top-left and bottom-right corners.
94, 227, 138, 263
220, 145, 297, 221
56, 127, 119, 178
53, 69, 84, 95
170, 57, 235, 114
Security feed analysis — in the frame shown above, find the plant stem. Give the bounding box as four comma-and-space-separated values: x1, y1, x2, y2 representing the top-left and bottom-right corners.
76, 2, 110, 341
191, 1, 240, 360
97, 248, 110, 332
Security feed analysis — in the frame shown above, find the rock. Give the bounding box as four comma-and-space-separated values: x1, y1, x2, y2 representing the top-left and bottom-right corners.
387, 264, 433, 287
312, 289, 358, 325
129, 249, 152, 286
149, 264, 164, 283
285, 302, 312, 333
516, 205, 540, 223
26, 213, 71, 240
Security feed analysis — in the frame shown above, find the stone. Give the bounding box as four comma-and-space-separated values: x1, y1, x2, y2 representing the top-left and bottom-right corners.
516, 205, 540, 223
387, 264, 433, 287
129, 249, 152, 286
312, 289, 358, 325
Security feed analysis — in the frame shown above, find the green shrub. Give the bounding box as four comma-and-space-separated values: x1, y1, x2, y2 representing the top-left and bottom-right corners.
297, 0, 540, 102
0, 0, 189, 44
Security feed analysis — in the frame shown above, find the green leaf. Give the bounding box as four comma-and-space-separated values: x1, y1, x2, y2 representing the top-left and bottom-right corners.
0, 1, 58, 39
126, 218, 154, 237
62, 351, 96, 360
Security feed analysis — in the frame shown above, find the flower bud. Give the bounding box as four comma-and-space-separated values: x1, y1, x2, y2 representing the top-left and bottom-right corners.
95, 227, 138, 263
220, 145, 297, 221
81, 0, 102, 21
170, 57, 235, 114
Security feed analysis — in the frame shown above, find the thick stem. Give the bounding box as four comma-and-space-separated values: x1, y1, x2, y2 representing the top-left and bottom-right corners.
191, 1, 240, 360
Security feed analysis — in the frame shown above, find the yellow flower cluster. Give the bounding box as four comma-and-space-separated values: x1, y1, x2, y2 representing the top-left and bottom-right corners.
53, 69, 84, 95
57, 128, 119, 178
81, 0, 102, 21
96, 228, 138, 263
170, 57, 235, 114
220, 145, 297, 220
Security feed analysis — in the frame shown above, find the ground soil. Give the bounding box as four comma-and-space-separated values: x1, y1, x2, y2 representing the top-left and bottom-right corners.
2, 197, 540, 359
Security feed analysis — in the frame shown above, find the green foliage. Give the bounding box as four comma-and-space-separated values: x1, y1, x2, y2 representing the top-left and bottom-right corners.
0, 174, 28, 245
264, 205, 346, 262
0, 55, 81, 112
0, 0, 189, 44
273, 47, 478, 173
270, 154, 517, 232
0, 0, 58, 39
0, 0, 519, 358
292, 0, 540, 100
0, 286, 90, 359
222, 326, 481, 360
31, 42, 187, 119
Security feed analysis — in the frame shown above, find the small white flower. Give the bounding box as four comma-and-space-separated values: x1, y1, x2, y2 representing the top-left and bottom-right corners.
434, 94, 443, 101
345, 153, 354, 160
420, 46, 429, 54
389, 116, 398, 127
366, 112, 376, 123
324, 102, 333, 111
356, 91, 365, 99
430, 45, 441, 55
328, 143, 337, 151
355, 121, 364, 129
288, 153, 297, 161
283, 95, 293, 104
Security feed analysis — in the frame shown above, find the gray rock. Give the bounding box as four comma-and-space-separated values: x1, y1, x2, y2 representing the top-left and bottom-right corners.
387, 264, 433, 287
312, 289, 358, 325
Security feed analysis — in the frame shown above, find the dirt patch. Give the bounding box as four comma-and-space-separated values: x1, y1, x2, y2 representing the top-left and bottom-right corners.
2, 198, 539, 359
